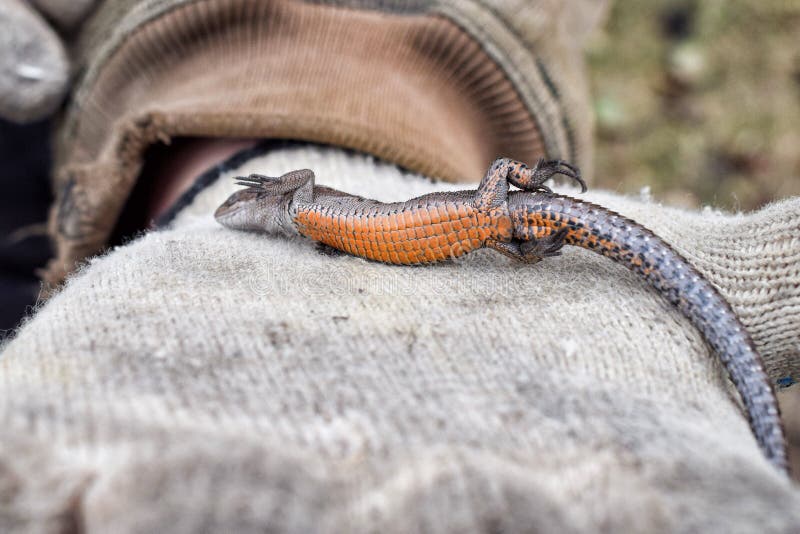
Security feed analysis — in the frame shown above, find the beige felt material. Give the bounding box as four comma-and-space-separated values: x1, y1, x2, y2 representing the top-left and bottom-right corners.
2, 146, 799, 533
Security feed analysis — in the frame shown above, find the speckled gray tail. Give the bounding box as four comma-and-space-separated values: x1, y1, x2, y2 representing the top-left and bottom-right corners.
512, 193, 789, 473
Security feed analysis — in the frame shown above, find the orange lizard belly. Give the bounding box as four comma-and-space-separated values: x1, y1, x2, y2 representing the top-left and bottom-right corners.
294, 202, 506, 264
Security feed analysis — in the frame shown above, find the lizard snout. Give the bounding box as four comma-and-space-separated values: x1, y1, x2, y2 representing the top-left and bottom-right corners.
215, 188, 259, 225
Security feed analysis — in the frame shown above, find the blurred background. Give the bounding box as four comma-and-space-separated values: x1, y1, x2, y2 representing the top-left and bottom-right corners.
0, 0, 798, 474
0, 118, 52, 336
589, 0, 800, 210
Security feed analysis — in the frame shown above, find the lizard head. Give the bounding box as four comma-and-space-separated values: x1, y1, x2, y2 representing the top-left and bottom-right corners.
214, 175, 298, 236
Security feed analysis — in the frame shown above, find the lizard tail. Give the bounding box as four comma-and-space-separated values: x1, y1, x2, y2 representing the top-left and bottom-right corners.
517, 193, 789, 474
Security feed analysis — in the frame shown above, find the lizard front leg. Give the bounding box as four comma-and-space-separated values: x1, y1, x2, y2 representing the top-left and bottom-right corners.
235, 169, 315, 203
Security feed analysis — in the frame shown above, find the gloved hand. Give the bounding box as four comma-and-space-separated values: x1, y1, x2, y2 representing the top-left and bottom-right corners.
1, 145, 799, 533
0, 0, 95, 123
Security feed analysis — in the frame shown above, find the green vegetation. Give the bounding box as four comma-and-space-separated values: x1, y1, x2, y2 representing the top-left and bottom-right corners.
588, 0, 800, 210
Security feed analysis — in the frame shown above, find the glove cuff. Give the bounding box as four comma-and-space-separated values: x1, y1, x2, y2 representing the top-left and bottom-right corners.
45, 0, 603, 286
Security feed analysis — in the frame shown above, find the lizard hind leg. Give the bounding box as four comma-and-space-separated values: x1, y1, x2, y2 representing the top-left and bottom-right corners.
474, 158, 511, 210
505, 157, 587, 193
519, 228, 568, 260
486, 239, 543, 264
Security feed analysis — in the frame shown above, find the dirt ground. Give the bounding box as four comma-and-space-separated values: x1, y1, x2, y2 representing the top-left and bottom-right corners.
588, 0, 800, 478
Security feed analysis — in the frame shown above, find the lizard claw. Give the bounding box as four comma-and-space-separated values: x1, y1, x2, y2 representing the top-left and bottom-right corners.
519, 227, 569, 260
504, 158, 586, 194
234, 174, 279, 189
532, 158, 587, 193
535, 183, 554, 195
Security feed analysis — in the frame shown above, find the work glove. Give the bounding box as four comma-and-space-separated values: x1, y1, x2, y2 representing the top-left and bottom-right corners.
1, 145, 799, 533
0, 0, 95, 122
4, 1, 798, 531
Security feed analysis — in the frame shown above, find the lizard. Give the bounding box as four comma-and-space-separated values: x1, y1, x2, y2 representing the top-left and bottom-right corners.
214, 157, 789, 474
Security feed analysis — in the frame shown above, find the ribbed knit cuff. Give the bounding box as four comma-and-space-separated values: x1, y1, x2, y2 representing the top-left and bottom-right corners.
44, 0, 604, 286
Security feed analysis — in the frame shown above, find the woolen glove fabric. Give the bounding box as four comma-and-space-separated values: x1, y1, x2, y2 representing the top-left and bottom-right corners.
2, 145, 799, 533
43, 0, 608, 287
0, 0, 68, 122
0, 0, 96, 122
